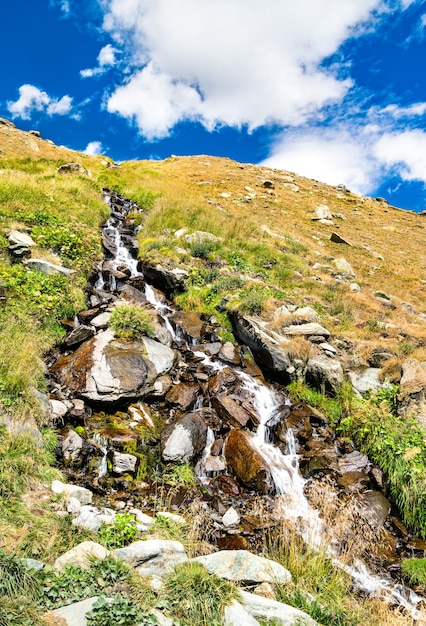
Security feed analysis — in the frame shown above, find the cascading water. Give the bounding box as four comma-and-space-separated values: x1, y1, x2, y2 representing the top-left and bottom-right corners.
97, 189, 424, 620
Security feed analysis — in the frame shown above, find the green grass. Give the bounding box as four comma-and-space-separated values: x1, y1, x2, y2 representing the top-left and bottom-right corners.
401, 558, 426, 588
110, 304, 155, 339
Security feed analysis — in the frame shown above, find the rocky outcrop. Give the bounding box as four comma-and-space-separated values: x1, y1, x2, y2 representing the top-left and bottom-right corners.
193, 550, 291, 584
398, 359, 426, 429
141, 262, 188, 294
51, 329, 175, 403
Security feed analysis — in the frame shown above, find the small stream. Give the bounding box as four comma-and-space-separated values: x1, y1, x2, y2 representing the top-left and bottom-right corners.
52, 189, 424, 620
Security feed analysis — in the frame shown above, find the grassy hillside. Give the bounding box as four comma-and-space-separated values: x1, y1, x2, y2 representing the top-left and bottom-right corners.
0, 118, 425, 625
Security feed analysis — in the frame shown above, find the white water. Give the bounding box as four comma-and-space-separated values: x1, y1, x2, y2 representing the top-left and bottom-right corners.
101, 193, 424, 620
92, 433, 108, 479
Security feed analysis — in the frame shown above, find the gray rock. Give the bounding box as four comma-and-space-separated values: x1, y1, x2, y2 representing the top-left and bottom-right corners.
50, 398, 70, 420
282, 323, 330, 338
113, 540, 187, 577
7, 230, 35, 247
57, 162, 91, 176
51, 480, 93, 505
240, 590, 317, 625
54, 542, 109, 571
349, 368, 382, 396
62, 429, 84, 463
142, 262, 189, 293
193, 550, 291, 584
24, 258, 75, 275
184, 231, 221, 244
333, 257, 355, 276
306, 355, 344, 393
398, 359, 426, 429
110, 450, 138, 475
224, 600, 261, 626
161, 411, 208, 463
222, 507, 241, 527
90, 312, 111, 329
72, 506, 103, 532
143, 336, 175, 375
62, 325, 95, 349
47, 596, 99, 626
313, 205, 332, 221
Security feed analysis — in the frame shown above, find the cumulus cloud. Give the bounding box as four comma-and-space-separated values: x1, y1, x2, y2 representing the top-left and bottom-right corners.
80, 43, 120, 78
262, 126, 383, 194
374, 129, 426, 182
7, 84, 73, 120
84, 140, 104, 155
101, 0, 387, 138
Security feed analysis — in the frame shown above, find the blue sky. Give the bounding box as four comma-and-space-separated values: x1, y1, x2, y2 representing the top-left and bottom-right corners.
1, 0, 426, 212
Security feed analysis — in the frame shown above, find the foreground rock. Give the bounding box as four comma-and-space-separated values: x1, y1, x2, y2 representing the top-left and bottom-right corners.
51, 329, 175, 403
113, 540, 188, 577
225, 429, 274, 494
161, 410, 208, 463
240, 590, 317, 625
193, 550, 292, 584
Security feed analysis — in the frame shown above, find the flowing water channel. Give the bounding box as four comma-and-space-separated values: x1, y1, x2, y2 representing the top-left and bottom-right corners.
76, 190, 425, 619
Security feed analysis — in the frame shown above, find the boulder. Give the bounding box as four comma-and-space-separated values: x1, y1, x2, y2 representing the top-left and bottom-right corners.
219, 341, 241, 365
193, 550, 291, 584
170, 310, 204, 341
50, 399, 70, 420
50, 329, 174, 403
24, 258, 75, 275
141, 262, 189, 294
7, 230, 35, 247
330, 233, 352, 246
225, 429, 274, 494
113, 540, 187, 577
349, 368, 382, 396
313, 205, 332, 221
305, 355, 344, 393
161, 411, 208, 463
333, 257, 355, 276
240, 590, 317, 625
223, 600, 260, 626
51, 480, 93, 505
281, 323, 330, 339
54, 542, 109, 571
57, 162, 90, 176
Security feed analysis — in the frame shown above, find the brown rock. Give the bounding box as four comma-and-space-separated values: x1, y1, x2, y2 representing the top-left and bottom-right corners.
212, 394, 252, 428
225, 429, 274, 494
170, 311, 204, 341
166, 382, 200, 410
337, 471, 370, 491
219, 342, 241, 365
208, 367, 239, 395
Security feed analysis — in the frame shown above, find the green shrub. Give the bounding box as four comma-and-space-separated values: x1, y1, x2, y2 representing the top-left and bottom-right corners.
164, 561, 239, 626
401, 558, 426, 587
190, 240, 219, 260
98, 513, 139, 549
110, 304, 155, 339
86, 594, 155, 626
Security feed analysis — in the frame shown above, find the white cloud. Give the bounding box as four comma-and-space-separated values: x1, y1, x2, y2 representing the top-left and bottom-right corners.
374, 129, 426, 182
47, 95, 73, 115
381, 102, 426, 118
262, 126, 382, 194
101, 0, 387, 138
84, 140, 104, 155
80, 44, 119, 78
7, 84, 73, 120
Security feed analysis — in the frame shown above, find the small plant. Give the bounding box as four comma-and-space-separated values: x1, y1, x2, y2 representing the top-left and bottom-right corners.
190, 240, 219, 260
163, 561, 239, 626
98, 513, 139, 549
86, 594, 155, 626
401, 557, 426, 588
110, 304, 155, 339
162, 463, 196, 487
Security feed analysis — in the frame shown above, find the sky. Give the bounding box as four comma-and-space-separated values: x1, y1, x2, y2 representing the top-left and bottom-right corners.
1, 1, 426, 212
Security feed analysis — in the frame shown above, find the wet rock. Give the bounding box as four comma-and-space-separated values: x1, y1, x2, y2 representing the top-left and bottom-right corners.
61, 325, 95, 349
193, 550, 291, 584
141, 262, 188, 294
166, 382, 200, 410
54, 542, 108, 571
110, 451, 138, 475
161, 411, 208, 463
212, 394, 253, 428
170, 310, 204, 341
62, 429, 84, 463
77, 307, 101, 323
90, 312, 111, 329
51, 329, 174, 403
219, 342, 241, 365
213, 474, 241, 496
113, 540, 187, 577
225, 429, 274, 494
208, 367, 239, 395
120, 283, 147, 303
337, 471, 370, 491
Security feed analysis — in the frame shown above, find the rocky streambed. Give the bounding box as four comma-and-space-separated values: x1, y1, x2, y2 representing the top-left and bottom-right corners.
45, 189, 425, 617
